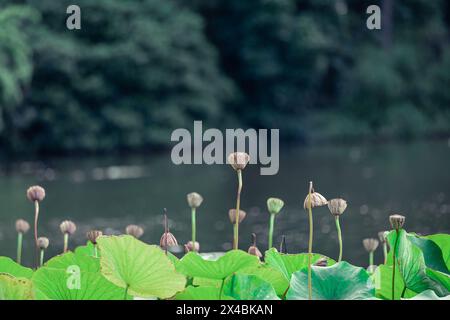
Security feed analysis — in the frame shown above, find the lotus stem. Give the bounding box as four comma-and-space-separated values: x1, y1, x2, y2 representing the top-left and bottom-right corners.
164, 213, 168, 255
94, 245, 98, 258
383, 242, 388, 264
124, 285, 129, 300
233, 169, 242, 250
392, 229, 400, 300
369, 251, 374, 267
219, 278, 225, 300
307, 181, 313, 300
16, 232, 23, 264
191, 207, 197, 251
268, 213, 275, 249
34, 200, 40, 267
63, 233, 69, 253
39, 249, 44, 267
335, 216, 343, 262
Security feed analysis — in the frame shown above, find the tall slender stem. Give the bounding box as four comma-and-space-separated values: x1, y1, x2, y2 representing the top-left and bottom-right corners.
191, 208, 196, 250
39, 249, 44, 267
335, 217, 343, 262
233, 169, 242, 250
94, 245, 98, 258
383, 243, 388, 264
16, 232, 23, 264
63, 233, 69, 253
268, 214, 275, 249
392, 229, 400, 300
219, 278, 225, 300
164, 213, 168, 255
34, 200, 39, 268
124, 285, 129, 300
369, 251, 374, 267
307, 181, 313, 300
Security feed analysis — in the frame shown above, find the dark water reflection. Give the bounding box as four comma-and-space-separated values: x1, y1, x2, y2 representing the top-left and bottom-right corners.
0, 140, 449, 267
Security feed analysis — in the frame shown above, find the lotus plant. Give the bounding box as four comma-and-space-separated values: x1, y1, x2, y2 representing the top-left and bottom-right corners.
228, 209, 246, 246
267, 197, 284, 249
37, 237, 49, 267
125, 224, 144, 239
60, 220, 77, 253
279, 235, 287, 253
228, 152, 250, 250
187, 192, 203, 252
15, 219, 30, 264
160, 210, 178, 255
303, 181, 327, 300
389, 214, 406, 300
86, 230, 103, 257
363, 238, 379, 268
184, 241, 200, 253
247, 233, 262, 259
378, 231, 389, 264
26, 185, 45, 267
328, 198, 347, 262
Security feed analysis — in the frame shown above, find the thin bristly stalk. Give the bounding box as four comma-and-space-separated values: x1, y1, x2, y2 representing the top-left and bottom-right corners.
268, 213, 275, 249
307, 181, 313, 300
63, 233, 69, 253
164, 214, 168, 256
191, 207, 196, 250
16, 232, 23, 264
233, 169, 242, 250
335, 216, 343, 262
39, 249, 44, 267
369, 251, 374, 267
34, 200, 39, 268
392, 229, 400, 300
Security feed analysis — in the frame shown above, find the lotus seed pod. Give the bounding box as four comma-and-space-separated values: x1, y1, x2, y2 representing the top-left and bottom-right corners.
389, 214, 406, 230
227, 152, 250, 171
303, 191, 327, 209
314, 257, 328, 267
187, 192, 203, 209
26, 185, 46, 202
160, 232, 178, 249
37, 237, 49, 250
363, 238, 379, 252
15, 219, 30, 234
60, 220, 77, 235
248, 245, 262, 258
378, 231, 388, 243
184, 241, 200, 253
228, 209, 247, 224
125, 224, 144, 239
86, 230, 103, 244
267, 197, 284, 215
327, 198, 347, 216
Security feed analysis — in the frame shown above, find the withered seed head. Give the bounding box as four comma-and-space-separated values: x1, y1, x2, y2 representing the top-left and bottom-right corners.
267, 197, 284, 215
60, 220, 77, 235
86, 230, 103, 244
363, 238, 379, 252
303, 182, 327, 209
125, 224, 144, 239
184, 241, 200, 253
248, 233, 262, 258
26, 185, 46, 202
227, 152, 250, 171
378, 231, 388, 243
314, 257, 328, 267
228, 209, 246, 224
160, 232, 178, 249
37, 237, 49, 250
327, 198, 347, 216
389, 214, 406, 230
187, 192, 203, 209
15, 219, 30, 234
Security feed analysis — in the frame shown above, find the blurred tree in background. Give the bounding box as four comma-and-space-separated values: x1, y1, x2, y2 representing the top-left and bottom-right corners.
0, 0, 449, 154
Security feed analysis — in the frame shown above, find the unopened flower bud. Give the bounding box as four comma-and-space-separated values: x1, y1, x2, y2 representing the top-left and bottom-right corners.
267, 197, 284, 215
187, 192, 203, 209
160, 232, 178, 249
227, 152, 250, 171
228, 209, 246, 224
26, 185, 46, 202
363, 238, 379, 252
37, 237, 49, 250
86, 230, 103, 244
60, 220, 77, 235
327, 198, 347, 216
389, 214, 405, 230
184, 241, 200, 253
15, 219, 30, 234
314, 257, 328, 267
126, 224, 144, 239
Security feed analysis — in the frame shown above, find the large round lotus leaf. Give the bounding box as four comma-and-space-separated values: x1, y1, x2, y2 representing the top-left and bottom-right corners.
426, 269, 450, 292
408, 289, 450, 300
0, 274, 34, 300
97, 235, 186, 299
176, 250, 260, 280
0, 257, 33, 279
237, 265, 288, 296
75, 242, 100, 258
223, 274, 280, 300
264, 248, 335, 282
32, 251, 127, 300
373, 265, 416, 300
287, 261, 375, 300
386, 230, 449, 296
176, 286, 233, 300
407, 235, 449, 274
199, 252, 226, 261
427, 234, 450, 269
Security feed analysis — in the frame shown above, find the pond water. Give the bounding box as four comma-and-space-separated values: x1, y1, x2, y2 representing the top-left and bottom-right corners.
0, 140, 449, 267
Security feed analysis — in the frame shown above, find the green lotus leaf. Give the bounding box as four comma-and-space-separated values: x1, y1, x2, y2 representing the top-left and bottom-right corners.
0, 257, 33, 278
223, 274, 280, 300
426, 269, 450, 291
176, 286, 234, 300
426, 234, 450, 269
407, 235, 449, 274
287, 261, 375, 300
386, 230, 449, 296
0, 274, 34, 300
199, 252, 226, 261
265, 248, 335, 282
193, 277, 222, 288
75, 241, 100, 258
97, 235, 186, 299
32, 251, 127, 300
176, 250, 260, 280
373, 265, 417, 300
237, 265, 288, 296
407, 289, 450, 300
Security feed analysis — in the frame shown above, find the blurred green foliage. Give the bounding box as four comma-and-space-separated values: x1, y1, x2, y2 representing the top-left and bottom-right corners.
0, 0, 449, 154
